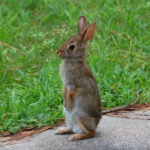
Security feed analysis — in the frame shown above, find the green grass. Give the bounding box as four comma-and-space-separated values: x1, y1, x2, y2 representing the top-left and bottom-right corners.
0, 0, 150, 133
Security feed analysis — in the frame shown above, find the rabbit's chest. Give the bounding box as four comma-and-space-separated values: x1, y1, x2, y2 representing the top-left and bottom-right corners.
61, 72, 74, 91
60, 64, 75, 88
61, 72, 69, 85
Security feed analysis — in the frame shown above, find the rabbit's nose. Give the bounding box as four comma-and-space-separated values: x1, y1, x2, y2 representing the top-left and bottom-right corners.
57, 50, 62, 54
57, 50, 59, 54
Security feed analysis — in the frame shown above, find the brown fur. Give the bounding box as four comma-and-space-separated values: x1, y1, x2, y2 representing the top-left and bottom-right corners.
69, 132, 95, 141
62, 86, 75, 111
66, 90, 75, 111
62, 86, 67, 106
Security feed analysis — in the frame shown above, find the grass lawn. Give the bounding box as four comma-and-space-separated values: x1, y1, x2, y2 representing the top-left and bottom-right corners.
0, 0, 150, 133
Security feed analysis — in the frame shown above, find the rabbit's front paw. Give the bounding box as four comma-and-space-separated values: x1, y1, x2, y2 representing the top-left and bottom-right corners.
65, 90, 75, 111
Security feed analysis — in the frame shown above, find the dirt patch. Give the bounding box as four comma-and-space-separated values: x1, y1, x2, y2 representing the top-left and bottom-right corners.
105, 103, 150, 120
0, 119, 64, 143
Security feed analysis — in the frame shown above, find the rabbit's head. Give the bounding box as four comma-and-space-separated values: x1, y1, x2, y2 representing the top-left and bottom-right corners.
57, 16, 96, 62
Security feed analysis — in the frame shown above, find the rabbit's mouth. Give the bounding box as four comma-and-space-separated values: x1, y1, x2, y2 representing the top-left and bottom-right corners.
57, 50, 66, 58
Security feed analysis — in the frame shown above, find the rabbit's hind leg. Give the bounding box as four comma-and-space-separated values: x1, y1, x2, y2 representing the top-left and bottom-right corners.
69, 119, 95, 141
55, 127, 72, 135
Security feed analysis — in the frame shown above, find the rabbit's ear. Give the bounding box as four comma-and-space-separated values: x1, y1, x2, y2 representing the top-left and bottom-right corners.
82, 21, 96, 43
78, 16, 87, 34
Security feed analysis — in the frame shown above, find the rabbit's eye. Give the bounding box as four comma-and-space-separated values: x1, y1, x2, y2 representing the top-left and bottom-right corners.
69, 44, 75, 50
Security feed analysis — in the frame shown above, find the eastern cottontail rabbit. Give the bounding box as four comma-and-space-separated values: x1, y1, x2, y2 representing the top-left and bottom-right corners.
55, 16, 102, 141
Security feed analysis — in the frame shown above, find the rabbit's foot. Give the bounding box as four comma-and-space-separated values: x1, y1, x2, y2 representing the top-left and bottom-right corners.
55, 127, 72, 135
69, 132, 95, 141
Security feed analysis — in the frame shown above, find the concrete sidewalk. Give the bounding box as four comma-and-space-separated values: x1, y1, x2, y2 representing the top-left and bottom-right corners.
1, 116, 150, 150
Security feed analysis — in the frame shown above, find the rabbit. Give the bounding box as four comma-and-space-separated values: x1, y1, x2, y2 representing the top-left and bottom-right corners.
55, 16, 102, 141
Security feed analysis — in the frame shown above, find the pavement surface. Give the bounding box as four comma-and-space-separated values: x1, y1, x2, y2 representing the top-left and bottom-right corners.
0, 115, 150, 150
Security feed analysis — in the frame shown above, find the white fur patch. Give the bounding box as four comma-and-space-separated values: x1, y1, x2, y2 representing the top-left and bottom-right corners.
63, 107, 83, 133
